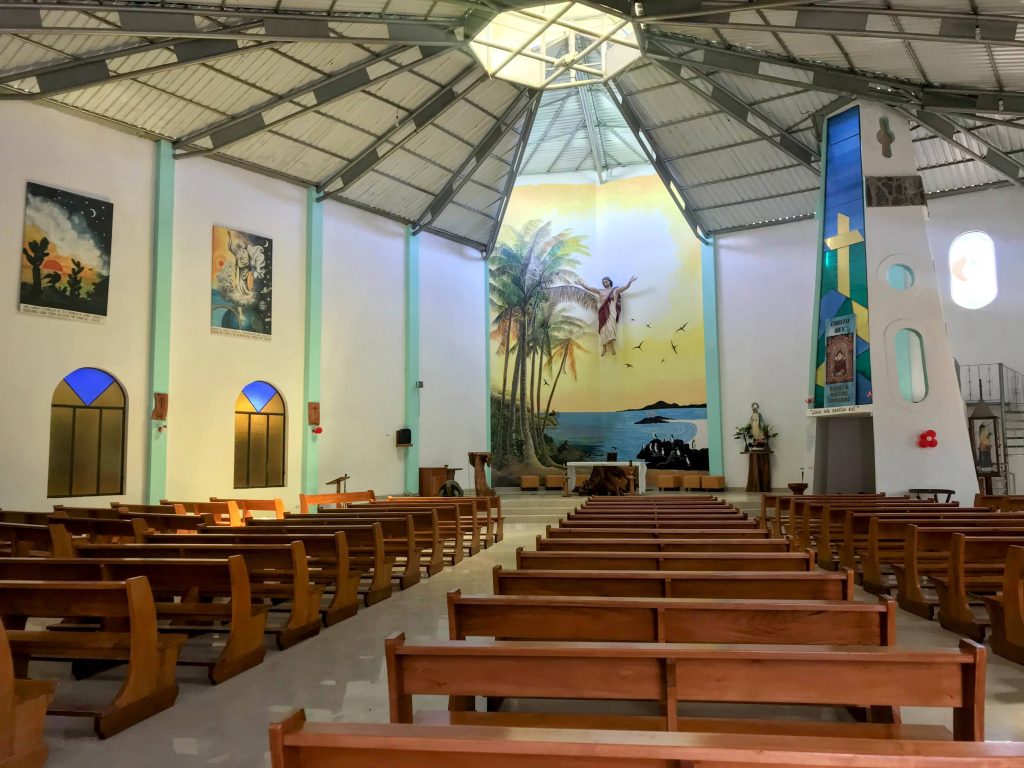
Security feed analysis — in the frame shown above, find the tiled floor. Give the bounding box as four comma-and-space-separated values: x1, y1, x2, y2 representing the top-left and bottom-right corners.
37, 497, 1024, 767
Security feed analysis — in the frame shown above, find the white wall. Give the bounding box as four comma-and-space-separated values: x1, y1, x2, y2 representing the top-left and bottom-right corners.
319, 202, 408, 497
0, 102, 154, 510
166, 158, 307, 506
716, 220, 818, 489
419, 232, 487, 490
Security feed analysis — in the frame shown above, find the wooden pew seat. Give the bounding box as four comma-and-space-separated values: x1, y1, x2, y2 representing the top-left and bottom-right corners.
2, 616, 56, 768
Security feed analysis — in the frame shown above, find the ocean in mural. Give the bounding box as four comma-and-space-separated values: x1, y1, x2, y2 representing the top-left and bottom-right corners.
489, 171, 708, 486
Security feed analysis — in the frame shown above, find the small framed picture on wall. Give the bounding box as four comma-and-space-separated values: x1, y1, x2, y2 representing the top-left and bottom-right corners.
969, 416, 1000, 477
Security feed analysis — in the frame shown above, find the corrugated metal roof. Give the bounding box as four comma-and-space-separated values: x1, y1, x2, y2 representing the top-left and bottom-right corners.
4, 0, 1024, 244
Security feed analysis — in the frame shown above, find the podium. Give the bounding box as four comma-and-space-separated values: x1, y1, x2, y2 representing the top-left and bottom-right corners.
418, 467, 458, 496
745, 450, 772, 492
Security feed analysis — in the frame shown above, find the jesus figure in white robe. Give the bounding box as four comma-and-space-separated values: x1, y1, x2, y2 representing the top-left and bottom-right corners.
574, 275, 638, 356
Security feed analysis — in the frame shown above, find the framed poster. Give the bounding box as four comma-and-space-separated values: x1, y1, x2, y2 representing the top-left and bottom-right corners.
824, 314, 856, 407
19, 182, 114, 322
211, 225, 272, 339
970, 416, 999, 477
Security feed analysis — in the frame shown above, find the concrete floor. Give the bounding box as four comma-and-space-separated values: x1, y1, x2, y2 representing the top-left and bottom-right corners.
36, 495, 1024, 767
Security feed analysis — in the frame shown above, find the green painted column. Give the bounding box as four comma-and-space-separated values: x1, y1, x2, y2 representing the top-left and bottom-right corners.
145, 140, 174, 503
301, 187, 324, 494
483, 259, 492, 488
403, 226, 421, 495
701, 237, 725, 476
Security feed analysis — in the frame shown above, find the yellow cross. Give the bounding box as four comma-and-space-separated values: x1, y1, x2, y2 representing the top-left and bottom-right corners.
824, 213, 864, 296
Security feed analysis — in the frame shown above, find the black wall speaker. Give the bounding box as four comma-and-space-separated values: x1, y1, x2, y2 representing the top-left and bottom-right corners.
396, 428, 412, 447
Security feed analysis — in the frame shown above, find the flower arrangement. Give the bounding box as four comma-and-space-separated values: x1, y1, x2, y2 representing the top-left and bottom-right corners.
733, 422, 779, 452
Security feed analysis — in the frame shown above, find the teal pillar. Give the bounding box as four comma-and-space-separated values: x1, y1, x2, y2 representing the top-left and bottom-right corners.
146, 140, 174, 503
403, 227, 421, 495
301, 188, 324, 494
483, 260, 492, 488
701, 238, 724, 476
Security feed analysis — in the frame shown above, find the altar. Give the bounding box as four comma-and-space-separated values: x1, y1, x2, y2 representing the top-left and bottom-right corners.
566, 461, 647, 495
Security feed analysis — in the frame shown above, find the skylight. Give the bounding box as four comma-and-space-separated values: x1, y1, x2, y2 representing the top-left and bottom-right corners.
469, 3, 640, 90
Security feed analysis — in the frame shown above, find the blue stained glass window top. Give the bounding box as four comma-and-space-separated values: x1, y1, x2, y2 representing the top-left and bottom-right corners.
822, 106, 864, 240
242, 380, 278, 413
64, 367, 115, 406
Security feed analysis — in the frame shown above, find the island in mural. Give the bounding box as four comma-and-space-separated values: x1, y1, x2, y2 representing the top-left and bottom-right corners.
19, 182, 114, 321
489, 173, 708, 486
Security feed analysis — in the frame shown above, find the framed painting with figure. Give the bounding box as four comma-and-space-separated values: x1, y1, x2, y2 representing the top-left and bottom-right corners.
19, 181, 114, 322
211, 225, 273, 339
824, 314, 856, 407
970, 416, 999, 477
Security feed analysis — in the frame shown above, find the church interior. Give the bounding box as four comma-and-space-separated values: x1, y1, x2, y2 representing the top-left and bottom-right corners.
5, 0, 1024, 765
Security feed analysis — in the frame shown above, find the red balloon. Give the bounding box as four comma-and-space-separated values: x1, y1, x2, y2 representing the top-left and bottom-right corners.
925, 429, 937, 439
931, 438, 939, 447
918, 436, 929, 448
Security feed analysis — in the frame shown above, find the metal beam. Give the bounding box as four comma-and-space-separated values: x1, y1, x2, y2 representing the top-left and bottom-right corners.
546, 119, 586, 174
645, 33, 1024, 116
636, 0, 828, 23
604, 80, 707, 241
319, 64, 485, 196
900, 108, 1024, 187
174, 44, 448, 155
413, 87, 538, 233
652, 59, 819, 171
520, 92, 575, 170
579, 86, 607, 183
0, 7, 464, 45
484, 94, 542, 257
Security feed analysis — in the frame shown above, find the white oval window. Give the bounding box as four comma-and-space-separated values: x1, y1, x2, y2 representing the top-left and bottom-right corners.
886, 264, 915, 291
894, 328, 928, 403
949, 231, 997, 309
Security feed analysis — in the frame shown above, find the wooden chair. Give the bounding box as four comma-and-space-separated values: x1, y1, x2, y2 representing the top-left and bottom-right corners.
514, 548, 815, 572
0, 578, 185, 738
447, 590, 896, 645
984, 545, 1024, 665
269, 716, 1024, 768
385, 634, 986, 740
493, 565, 855, 600
0, 616, 56, 768
0, 556, 267, 684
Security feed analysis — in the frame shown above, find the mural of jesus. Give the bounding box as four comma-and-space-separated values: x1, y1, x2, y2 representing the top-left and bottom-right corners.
575, 274, 637, 356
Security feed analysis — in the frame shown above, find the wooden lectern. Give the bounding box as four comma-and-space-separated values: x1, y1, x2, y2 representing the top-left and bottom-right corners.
467, 451, 495, 497
325, 475, 350, 493
419, 467, 458, 496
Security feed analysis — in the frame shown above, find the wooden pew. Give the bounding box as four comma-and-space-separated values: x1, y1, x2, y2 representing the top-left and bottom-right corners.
197, 524, 393, 607
984, 545, 1024, 665
546, 525, 772, 540
930, 533, 1024, 640
0, 578, 185, 738
534, 536, 791, 553
54, 506, 215, 534
894, 526, 1024, 621
557, 518, 760, 530
568, 508, 741, 519
0, 522, 51, 557
798, 500, 953, 558
210, 497, 286, 520
814, 504, 974, 569
149, 531, 365, 620
48, 516, 148, 554
115, 502, 187, 515
245, 517, 422, 589
775, 493, 888, 540
0, 512, 50, 525
859, 516, 1024, 594
299, 491, 376, 513
59, 537, 323, 649
284, 506, 461, 569
581, 495, 718, 504
515, 548, 815, 572
361, 501, 475, 558
385, 633, 986, 740
0, 556, 266, 684
269, 716, 1024, 768
380, 496, 497, 549
160, 499, 241, 526
447, 590, 896, 645
494, 565, 855, 600
1, 616, 56, 768
976, 494, 1024, 513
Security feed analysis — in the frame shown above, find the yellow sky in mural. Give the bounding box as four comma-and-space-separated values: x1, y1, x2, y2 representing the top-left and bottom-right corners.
492, 172, 706, 413
21, 223, 102, 296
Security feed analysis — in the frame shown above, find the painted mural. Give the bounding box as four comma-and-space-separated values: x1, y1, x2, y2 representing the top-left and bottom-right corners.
489, 172, 707, 486
211, 225, 273, 339
19, 182, 114, 321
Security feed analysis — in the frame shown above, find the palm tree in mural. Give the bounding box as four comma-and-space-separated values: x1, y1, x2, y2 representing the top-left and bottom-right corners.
488, 265, 522, 458
541, 313, 589, 438
489, 219, 594, 473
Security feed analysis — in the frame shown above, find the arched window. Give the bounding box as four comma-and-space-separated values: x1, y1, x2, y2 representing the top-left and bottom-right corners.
48, 367, 127, 497
234, 381, 286, 488
949, 231, 997, 309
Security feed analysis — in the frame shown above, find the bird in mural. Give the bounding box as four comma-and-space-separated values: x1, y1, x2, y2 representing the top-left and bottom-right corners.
661, 358, 667, 364
625, 363, 634, 369
543, 378, 549, 386
676, 323, 689, 333
670, 340, 678, 355
645, 323, 651, 328
632, 341, 645, 351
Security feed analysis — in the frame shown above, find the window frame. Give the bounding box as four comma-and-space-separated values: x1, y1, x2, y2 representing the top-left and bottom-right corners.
233, 382, 287, 489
